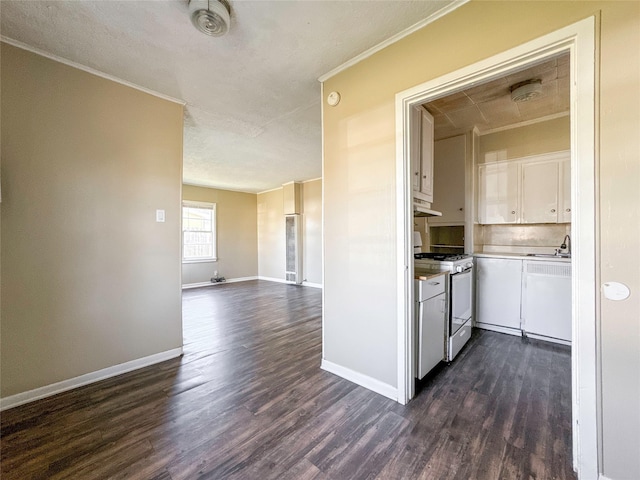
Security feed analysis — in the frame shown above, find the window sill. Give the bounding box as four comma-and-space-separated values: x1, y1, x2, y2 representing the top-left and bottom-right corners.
182, 258, 218, 264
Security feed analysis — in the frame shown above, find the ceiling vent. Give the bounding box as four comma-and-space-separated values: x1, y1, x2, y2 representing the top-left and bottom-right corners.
189, 0, 230, 37
510, 79, 543, 103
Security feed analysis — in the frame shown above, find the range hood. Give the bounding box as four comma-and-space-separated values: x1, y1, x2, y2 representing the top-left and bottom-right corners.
413, 202, 442, 217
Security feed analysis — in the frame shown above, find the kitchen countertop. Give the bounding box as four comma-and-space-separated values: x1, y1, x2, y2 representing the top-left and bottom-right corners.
474, 252, 571, 262
414, 269, 448, 281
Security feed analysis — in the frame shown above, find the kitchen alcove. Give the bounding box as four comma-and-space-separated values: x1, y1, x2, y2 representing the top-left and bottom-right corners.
428, 225, 464, 254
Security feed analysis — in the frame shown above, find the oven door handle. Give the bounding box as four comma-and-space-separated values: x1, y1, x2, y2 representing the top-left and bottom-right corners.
450, 267, 472, 276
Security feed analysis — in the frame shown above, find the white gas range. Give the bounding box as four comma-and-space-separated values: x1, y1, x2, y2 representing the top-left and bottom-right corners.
415, 253, 474, 361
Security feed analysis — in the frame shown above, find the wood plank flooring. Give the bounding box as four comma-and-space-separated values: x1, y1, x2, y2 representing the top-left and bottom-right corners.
1, 280, 576, 479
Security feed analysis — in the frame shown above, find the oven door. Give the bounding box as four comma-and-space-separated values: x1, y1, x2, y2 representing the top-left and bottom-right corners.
450, 269, 472, 335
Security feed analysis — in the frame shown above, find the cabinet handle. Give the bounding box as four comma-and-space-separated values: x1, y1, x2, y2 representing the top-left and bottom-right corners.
459, 208, 464, 211
511, 210, 516, 214
415, 172, 419, 176
429, 281, 440, 286
551, 209, 556, 213
422, 175, 427, 178
566, 208, 571, 212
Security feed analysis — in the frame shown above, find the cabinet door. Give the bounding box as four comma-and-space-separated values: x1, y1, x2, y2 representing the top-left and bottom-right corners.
559, 158, 571, 223
521, 161, 558, 223
475, 257, 522, 330
410, 106, 422, 193
477, 162, 519, 224
419, 108, 434, 202
431, 135, 466, 224
417, 292, 446, 379
521, 261, 571, 342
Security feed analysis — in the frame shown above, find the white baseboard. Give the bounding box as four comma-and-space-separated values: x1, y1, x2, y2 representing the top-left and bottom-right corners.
257, 276, 288, 284
182, 281, 214, 289
184, 277, 321, 289
475, 322, 522, 337
321, 359, 397, 401
257, 276, 323, 288
475, 323, 571, 346
0, 347, 183, 411
599, 476, 614, 480
525, 332, 571, 346
182, 276, 258, 289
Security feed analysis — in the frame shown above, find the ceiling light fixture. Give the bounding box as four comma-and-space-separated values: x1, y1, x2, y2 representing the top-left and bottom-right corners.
189, 0, 230, 37
510, 79, 543, 103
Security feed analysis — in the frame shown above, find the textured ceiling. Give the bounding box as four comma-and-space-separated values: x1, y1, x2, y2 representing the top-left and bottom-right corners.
425, 52, 570, 140
1, 0, 459, 193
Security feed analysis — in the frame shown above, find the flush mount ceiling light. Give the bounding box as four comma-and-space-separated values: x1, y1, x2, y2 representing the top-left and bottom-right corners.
510, 79, 543, 103
189, 0, 230, 37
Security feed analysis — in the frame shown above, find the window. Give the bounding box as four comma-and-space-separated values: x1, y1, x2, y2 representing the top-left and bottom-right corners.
182, 201, 216, 262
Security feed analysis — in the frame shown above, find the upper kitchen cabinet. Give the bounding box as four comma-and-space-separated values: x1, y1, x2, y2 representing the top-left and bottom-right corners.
521, 161, 559, 223
559, 158, 571, 223
478, 161, 519, 224
411, 106, 434, 203
430, 135, 466, 224
477, 151, 570, 224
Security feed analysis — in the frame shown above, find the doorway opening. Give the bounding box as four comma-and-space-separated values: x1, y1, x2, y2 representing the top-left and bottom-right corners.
395, 17, 597, 479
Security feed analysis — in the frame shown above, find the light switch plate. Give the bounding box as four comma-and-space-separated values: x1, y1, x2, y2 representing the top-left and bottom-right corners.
156, 209, 165, 223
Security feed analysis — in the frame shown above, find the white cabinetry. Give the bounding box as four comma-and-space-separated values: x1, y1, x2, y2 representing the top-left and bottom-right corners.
431, 135, 466, 224
415, 274, 446, 379
477, 151, 570, 225
559, 158, 572, 223
521, 261, 571, 343
411, 106, 434, 203
475, 257, 522, 332
475, 255, 571, 345
521, 161, 559, 223
477, 162, 519, 224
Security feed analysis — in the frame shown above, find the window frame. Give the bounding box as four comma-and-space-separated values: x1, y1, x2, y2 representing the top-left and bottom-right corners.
181, 200, 217, 263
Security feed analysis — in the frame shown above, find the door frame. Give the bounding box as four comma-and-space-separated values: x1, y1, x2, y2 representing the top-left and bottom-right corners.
395, 17, 598, 478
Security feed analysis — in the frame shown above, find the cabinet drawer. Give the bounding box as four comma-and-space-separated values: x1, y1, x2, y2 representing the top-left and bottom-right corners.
449, 320, 472, 361
417, 275, 446, 301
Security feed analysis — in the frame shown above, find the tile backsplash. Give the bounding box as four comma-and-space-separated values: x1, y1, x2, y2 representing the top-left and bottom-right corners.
479, 223, 571, 254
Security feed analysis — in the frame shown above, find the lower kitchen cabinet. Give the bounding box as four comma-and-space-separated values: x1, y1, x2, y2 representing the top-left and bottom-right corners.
521, 260, 571, 342
475, 255, 572, 345
415, 274, 447, 379
475, 257, 522, 333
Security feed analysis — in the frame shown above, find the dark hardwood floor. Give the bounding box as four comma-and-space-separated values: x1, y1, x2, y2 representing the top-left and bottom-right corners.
1, 280, 576, 479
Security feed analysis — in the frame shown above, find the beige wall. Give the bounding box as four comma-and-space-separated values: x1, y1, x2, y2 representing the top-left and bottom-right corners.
182, 185, 257, 285
257, 189, 285, 280
1, 44, 184, 398
322, 2, 639, 478
257, 181, 322, 284
302, 179, 322, 285
479, 115, 570, 161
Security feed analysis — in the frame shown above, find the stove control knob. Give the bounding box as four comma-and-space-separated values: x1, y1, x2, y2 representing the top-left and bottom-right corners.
466, 262, 473, 269
456, 265, 463, 273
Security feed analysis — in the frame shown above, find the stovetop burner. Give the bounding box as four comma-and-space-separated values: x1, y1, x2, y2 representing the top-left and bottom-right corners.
414, 253, 470, 261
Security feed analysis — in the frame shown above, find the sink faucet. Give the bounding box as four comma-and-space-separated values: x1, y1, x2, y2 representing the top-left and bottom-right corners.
558, 235, 571, 255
